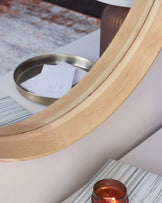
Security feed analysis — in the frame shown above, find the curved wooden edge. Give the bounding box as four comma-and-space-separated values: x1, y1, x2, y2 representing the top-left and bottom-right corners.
0, 0, 154, 135
0, 0, 161, 161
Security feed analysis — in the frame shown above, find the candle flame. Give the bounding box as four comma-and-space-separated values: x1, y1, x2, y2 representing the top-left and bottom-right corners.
112, 197, 116, 202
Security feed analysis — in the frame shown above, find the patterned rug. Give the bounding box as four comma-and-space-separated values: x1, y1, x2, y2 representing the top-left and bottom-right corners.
0, 0, 100, 76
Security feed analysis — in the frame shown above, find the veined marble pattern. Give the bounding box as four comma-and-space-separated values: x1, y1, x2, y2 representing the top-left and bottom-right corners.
0, 0, 100, 76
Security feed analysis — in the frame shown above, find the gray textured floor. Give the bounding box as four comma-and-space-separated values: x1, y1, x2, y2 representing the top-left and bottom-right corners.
0, 0, 100, 76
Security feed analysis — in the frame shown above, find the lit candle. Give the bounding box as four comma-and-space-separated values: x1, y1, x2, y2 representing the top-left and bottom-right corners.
103, 197, 117, 203
111, 197, 117, 203
91, 179, 129, 203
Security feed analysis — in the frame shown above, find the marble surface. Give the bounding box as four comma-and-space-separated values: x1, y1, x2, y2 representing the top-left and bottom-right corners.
0, 0, 100, 76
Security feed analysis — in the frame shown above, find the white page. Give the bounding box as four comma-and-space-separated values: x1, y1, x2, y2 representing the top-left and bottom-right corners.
21, 74, 41, 93
72, 67, 87, 85
21, 62, 88, 96
34, 63, 75, 98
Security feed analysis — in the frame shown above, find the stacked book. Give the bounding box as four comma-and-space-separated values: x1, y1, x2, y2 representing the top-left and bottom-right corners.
0, 96, 32, 127
73, 159, 162, 202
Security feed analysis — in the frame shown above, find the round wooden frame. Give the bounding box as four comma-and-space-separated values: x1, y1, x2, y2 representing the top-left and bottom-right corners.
0, 0, 161, 161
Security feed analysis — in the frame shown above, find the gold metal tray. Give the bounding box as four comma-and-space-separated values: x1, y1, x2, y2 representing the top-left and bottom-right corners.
14, 54, 94, 105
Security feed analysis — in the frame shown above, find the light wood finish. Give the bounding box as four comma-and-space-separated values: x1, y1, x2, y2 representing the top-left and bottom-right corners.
0, 0, 161, 161
0, 0, 155, 135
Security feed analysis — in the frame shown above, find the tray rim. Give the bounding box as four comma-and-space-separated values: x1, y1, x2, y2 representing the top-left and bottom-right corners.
0, 0, 161, 161
14, 54, 94, 105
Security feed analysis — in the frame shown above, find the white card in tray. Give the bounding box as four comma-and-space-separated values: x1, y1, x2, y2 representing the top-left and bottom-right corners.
21, 62, 88, 98
35, 63, 75, 98
21, 74, 41, 93
72, 67, 87, 85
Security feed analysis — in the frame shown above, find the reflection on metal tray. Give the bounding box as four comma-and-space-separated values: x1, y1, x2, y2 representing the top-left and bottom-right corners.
14, 54, 95, 106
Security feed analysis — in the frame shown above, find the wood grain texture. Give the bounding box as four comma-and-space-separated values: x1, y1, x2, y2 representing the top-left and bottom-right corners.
0, 0, 161, 161
0, 0, 154, 135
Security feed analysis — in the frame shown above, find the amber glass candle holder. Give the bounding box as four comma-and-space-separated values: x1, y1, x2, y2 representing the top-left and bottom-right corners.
91, 179, 129, 203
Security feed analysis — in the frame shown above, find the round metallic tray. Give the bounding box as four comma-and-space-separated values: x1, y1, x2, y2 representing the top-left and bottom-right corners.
14, 54, 95, 105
